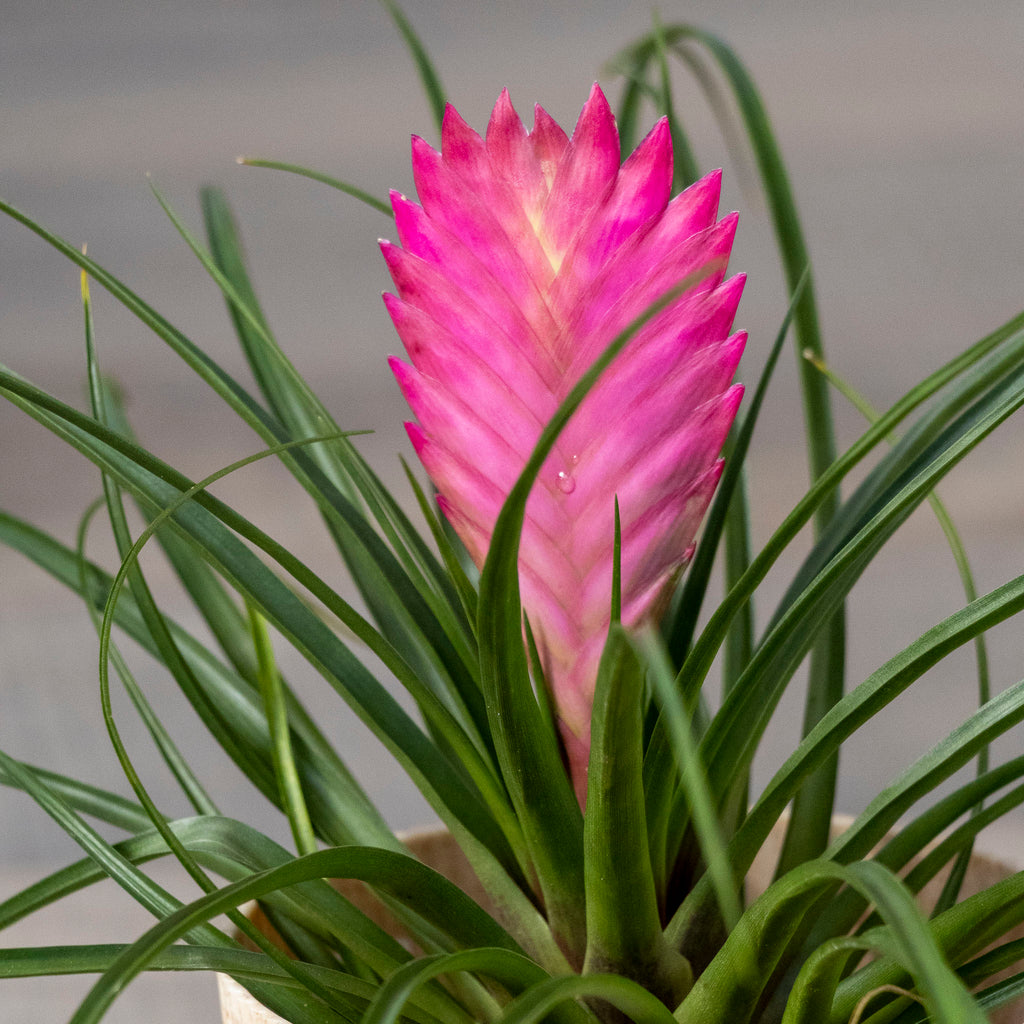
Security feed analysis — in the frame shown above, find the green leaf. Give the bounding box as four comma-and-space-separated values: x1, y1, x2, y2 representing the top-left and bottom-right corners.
610, 52, 649, 155
381, 0, 447, 134
0, 758, 150, 834
680, 313, 1024, 721
76, 498, 216, 819
801, 349, 994, 908
234, 157, 392, 215
645, 270, 805, 899
764, 578, 1024, 870
828, 676, 1024, 875
649, 14, 700, 190
361, 949, 574, 1024
0, 814, 462, 999
641, 631, 742, 941
81, 281, 341, 1007
662, 265, 805, 667
0, 945, 458, 1024
496, 975, 679, 1024
611, 29, 848, 831
247, 604, 318, 857
402, 457, 479, 628
583, 628, 690, 1006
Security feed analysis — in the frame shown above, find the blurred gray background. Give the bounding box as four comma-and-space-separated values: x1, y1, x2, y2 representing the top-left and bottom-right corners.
2, 1, 1023, 1020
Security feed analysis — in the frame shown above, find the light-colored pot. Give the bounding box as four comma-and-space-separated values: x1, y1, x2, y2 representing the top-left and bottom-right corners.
219, 821, 1023, 1024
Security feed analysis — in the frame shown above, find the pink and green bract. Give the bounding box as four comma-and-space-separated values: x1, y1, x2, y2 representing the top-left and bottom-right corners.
382, 83, 745, 800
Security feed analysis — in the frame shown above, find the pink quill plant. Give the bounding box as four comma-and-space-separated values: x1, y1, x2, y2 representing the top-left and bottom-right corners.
8, 12, 1024, 1021
382, 84, 746, 798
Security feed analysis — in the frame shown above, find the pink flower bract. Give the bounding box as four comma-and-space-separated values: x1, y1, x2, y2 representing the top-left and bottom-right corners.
382, 84, 745, 799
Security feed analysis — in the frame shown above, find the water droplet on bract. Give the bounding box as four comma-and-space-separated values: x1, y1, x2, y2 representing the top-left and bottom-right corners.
682, 542, 697, 564
556, 471, 576, 494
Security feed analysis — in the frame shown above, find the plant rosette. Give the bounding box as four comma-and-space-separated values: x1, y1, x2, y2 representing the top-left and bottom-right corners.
3, 7, 1024, 1024
215, 823, 1024, 1024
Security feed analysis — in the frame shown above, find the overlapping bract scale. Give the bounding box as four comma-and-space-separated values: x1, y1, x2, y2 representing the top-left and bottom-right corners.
382, 83, 746, 798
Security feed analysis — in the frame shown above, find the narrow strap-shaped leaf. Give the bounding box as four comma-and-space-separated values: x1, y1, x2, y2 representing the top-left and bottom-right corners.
610, 52, 649, 155
661, 25, 838, 511
402, 457, 479, 628
667, 333, 1024, 880
382, 0, 446, 133
758, 587, 1024, 881
716, 467, 754, 844
828, 676, 1024, 868
2, 383, 569, 966
0, 814, 461, 999
780, 932, 887, 1024
89, 516, 358, 1012
0, 374, 546, 925
86, 300, 373, 989
789, 757, 1024, 952
641, 631, 742, 941
83, 282, 336, 1003
0, 757, 150, 833
680, 316, 1024, 716
82, 303, 214, 787
887, 781, 1024, 916
496, 974, 679, 1024
650, 13, 700, 190
583, 628, 690, 1006
234, 158, 392, 214
797, 352, 993, 905
663, 267, 805, 667
81, 274, 223, 823
934, 939, 1024, 1023
360, 949, 581, 1024
248, 604, 318, 856
613, 27, 847, 858
604, 27, 700, 190
775, 679, 1024, 996
782, 862, 987, 1024
76, 503, 218, 815
0, 374, 498, 827
0, 945, 425, 1017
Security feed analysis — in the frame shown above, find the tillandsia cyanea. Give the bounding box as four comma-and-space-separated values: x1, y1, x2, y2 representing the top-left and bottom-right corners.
382, 83, 745, 799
